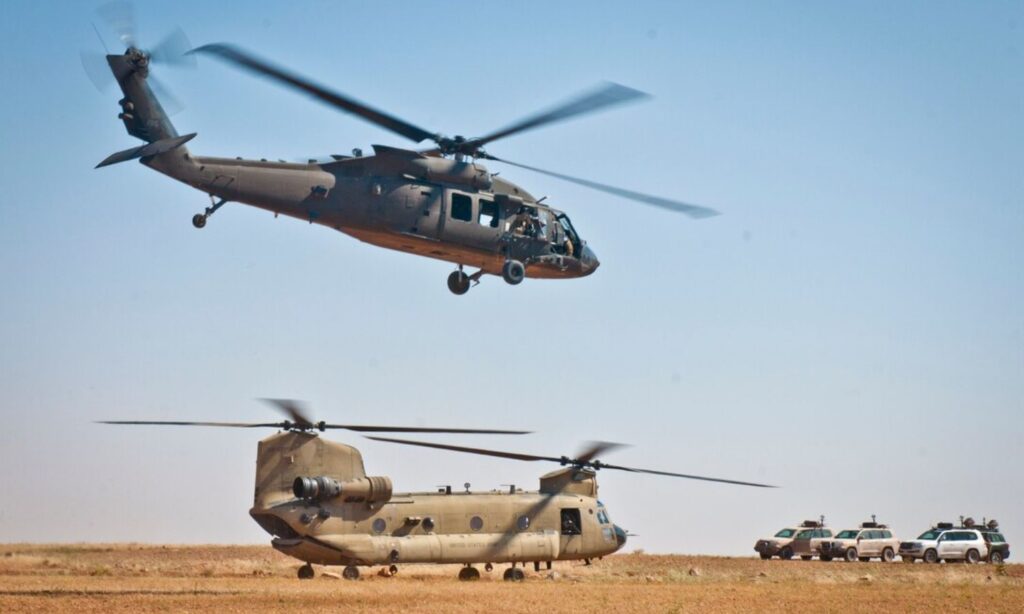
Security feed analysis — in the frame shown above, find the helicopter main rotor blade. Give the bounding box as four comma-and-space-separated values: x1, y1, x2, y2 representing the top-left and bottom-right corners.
260, 398, 314, 427
596, 462, 776, 488
97, 420, 286, 428
487, 155, 720, 219
150, 26, 197, 68
575, 440, 627, 464
97, 0, 137, 49
192, 44, 437, 144
471, 82, 649, 150
367, 436, 564, 463
368, 436, 775, 488
327, 425, 531, 434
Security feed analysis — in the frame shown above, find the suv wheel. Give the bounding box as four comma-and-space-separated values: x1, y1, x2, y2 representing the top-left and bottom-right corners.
881, 548, 895, 563
965, 549, 980, 564
780, 546, 794, 560
844, 548, 858, 563
759, 552, 771, 560
990, 551, 1004, 564
923, 549, 939, 564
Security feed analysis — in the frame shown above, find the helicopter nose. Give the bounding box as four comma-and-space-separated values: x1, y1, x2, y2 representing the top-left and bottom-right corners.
580, 245, 600, 275
613, 524, 627, 549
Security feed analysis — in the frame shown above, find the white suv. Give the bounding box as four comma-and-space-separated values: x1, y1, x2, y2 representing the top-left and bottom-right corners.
899, 524, 989, 564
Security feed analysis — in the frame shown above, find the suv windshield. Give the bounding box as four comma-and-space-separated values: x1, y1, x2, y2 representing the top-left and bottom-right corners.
774, 529, 795, 538
836, 530, 860, 539
917, 530, 943, 540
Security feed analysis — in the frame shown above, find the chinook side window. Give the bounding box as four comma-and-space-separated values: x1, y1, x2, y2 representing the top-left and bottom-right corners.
561, 509, 582, 536
451, 193, 472, 222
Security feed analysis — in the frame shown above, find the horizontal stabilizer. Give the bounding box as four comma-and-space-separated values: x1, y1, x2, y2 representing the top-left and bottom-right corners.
95, 133, 197, 169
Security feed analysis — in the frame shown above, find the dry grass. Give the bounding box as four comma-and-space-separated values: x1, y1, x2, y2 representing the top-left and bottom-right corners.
1, 544, 1022, 612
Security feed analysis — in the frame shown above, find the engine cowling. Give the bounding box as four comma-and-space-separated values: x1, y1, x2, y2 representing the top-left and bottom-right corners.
293, 475, 393, 503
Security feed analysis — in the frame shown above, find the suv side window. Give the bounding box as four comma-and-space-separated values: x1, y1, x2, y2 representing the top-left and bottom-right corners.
882, 530, 892, 539
822, 529, 832, 538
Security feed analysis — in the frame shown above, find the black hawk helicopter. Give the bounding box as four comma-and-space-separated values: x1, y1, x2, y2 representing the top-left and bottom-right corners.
87, 18, 719, 294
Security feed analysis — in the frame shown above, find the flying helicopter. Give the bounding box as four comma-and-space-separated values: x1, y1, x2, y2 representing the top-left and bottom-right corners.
101, 400, 775, 581
86, 15, 720, 295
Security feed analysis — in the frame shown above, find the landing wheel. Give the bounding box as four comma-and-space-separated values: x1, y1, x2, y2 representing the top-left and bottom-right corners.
502, 567, 525, 582
484, 562, 493, 572
297, 563, 314, 580
458, 566, 481, 581
342, 565, 360, 580
192, 214, 207, 229
389, 564, 399, 575
447, 270, 470, 295
501, 260, 525, 285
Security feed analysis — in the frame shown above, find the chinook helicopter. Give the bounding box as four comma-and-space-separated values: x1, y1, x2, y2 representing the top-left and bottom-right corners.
102, 400, 774, 581
87, 16, 719, 294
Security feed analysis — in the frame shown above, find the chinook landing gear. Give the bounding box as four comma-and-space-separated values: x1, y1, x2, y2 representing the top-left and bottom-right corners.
192, 195, 228, 229
502, 566, 525, 582
457, 565, 481, 581
342, 565, 360, 580
447, 266, 484, 295
297, 563, 314, 580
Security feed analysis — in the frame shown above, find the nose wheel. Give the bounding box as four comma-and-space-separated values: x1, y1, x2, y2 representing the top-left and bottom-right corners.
502, 566, 525, 582
192, 196, 228, 229
502, 260, 525, 285
297, 563, 314, 580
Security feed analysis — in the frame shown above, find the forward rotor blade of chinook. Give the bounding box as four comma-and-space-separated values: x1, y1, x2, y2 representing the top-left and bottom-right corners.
191, 43, 437, 144
260, 398, 314, 427
367, 436, 776, 487
485, 155, 721, 219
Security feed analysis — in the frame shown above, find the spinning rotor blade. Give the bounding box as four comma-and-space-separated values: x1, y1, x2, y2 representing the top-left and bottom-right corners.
471, 82, 649, 150
368, 436, 775, 487
97, 0, 137, 49
486, 155, 720, 219
150, 27, 197, 68
98, 420, 284, 428
261, 398, 314, 427
367, 437, 564, 462
192, 44, 436, 144
326, 425, 531, 434
575, 440, 627, 464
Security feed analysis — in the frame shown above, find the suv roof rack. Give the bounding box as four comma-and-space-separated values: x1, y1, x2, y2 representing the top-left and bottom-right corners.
935, 522, 954, 530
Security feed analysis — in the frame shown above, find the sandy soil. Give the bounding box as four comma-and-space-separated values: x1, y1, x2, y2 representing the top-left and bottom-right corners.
1, 544, 1021, 613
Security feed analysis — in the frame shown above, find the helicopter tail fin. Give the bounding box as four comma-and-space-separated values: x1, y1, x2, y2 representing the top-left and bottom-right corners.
95, 132, 196, 168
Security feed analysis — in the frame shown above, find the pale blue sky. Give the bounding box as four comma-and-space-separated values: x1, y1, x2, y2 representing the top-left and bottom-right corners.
0, 1, 1021, 555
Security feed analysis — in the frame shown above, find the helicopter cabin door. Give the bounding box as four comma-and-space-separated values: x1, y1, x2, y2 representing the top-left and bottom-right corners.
439, 189, 503, 251
559, 508, 583, 556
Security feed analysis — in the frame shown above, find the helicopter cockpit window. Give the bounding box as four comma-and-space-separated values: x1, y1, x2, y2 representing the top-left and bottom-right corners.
451, 193, 472, 222
596, 509, 610, 525
478, 198, 499, 228
556, 214, 581, 257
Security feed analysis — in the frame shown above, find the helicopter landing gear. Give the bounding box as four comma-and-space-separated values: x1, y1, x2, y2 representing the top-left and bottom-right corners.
192, 195, 228, 229
458, 565, 481, 581
297, 563, 314, 580
501, 259, 525, 285
342, 565, 360, 580
484, 562, 493, 572
447, 266, 484, 295
502, 566, 525, 582
447, 270, 470, 295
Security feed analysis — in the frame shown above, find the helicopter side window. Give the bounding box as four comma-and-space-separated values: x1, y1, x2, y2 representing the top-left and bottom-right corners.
560, 509, 582, 536
451, 193, 472, 222
478, 198, 499, 228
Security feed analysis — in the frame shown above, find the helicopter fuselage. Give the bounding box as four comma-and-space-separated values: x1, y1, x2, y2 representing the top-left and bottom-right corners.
146, 149, 599, 280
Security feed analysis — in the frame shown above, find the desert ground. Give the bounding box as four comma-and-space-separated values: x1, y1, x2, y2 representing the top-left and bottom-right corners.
1, 544, 1021, 613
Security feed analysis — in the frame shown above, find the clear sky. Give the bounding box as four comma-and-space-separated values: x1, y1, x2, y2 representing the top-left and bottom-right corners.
0, 1, 1021, 555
